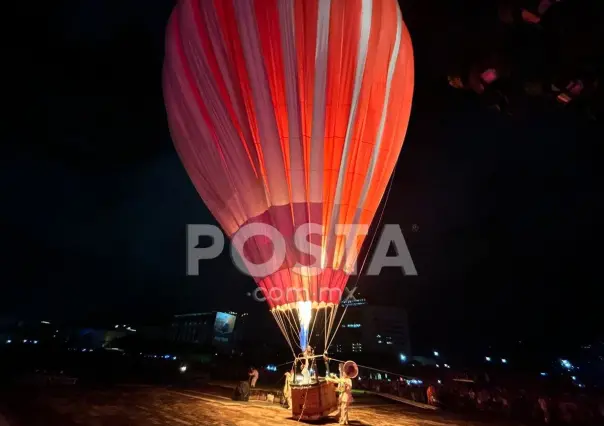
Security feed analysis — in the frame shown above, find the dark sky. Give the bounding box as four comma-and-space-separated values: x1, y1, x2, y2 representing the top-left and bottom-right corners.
3, 1, 602, 357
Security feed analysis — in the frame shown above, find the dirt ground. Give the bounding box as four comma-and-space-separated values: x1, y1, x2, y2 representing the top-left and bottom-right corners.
0, 385, 515, 426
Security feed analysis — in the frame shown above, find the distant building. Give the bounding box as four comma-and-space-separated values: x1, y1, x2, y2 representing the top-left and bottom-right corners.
71, 328, 108, 349
411, 355, 438, 366
171, 312, 217, 345
103, 324, 137, 348
133, 311, 243, 353
341, 297, 368, 308
331, 299, 410, 357
0, 318, 63, 345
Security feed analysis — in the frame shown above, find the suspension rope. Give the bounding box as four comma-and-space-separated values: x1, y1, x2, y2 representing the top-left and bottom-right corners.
326, 304, 349, 351
325, 304, 339, 351
272, 311, 297, 358
271, 311, 288, 347
284, 308, 304, 351
309, 308, 326, 353
273, 311, 289, 343
279, 311, 298, 351
325, 169, 398, 351
323, 306, 328, 352
280, 309, 302, 353
276, 311, 296, 354
296, 385, 310, 422
277, 354, 417, 382
327, 356, 417, 380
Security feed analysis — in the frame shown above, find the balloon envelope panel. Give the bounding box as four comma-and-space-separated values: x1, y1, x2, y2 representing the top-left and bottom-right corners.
163, 0, 414, 309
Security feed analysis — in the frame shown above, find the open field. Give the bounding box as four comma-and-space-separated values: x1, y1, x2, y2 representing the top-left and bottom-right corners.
0, 385, 517, 426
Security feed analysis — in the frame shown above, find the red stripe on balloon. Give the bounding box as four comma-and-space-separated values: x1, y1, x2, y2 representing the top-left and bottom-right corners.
213, 0, 271, 197
190, 0, 260, 179
171, 9, 229, 176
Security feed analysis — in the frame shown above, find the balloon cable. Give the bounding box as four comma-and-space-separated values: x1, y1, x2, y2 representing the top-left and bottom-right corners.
325, 168, 398, 351
327, 356, 417, 381
284, 309, 304, 351
272, 311, 297, 358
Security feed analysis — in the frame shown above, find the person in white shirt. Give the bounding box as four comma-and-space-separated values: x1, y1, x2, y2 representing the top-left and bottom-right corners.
336, 371, 353, 425
283, 370, 293, 409
301, 360, 311, 384
248, 367, 259, 388
327, 366, 354, 425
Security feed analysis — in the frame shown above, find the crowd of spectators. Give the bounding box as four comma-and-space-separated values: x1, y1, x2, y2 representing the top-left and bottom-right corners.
357, 377, 604, 425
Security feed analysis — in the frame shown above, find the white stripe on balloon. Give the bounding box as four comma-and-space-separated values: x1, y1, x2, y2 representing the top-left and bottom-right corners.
345, 4, 404, 271
325, 0, 373, 265
309, 0, 332, 204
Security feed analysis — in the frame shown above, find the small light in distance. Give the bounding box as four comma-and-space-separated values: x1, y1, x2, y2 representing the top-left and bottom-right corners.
433, 351, 439, 357
180, 365, 187, 373
501, 358, 508, 364
33, 340, 38, 344
436, 364, 440, 368
571, 376, 577, 381
437, 379, 442, 384
444, 364, 450, 368
6, 340, 11, 344
540, 372, 548, 376
399, 353, 407, 362
485, 356, 492, 362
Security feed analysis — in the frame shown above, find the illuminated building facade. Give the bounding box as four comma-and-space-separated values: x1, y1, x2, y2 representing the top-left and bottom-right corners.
171, 312, 216, 345
170, 311, 239, 348
331, 298, 410, 356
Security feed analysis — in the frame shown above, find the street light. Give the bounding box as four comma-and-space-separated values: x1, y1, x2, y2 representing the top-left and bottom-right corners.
433, 351, 440, 357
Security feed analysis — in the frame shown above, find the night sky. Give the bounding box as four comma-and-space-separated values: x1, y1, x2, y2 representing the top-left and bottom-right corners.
3, 1, 602, 357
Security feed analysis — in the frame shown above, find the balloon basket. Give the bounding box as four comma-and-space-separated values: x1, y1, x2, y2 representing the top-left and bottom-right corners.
291, 380, 338, 421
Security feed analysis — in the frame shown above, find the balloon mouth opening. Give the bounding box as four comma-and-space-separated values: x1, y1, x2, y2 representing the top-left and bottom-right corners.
272, 301, 337, 312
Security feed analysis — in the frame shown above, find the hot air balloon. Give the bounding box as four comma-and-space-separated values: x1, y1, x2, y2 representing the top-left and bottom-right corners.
163, 0, 414, 357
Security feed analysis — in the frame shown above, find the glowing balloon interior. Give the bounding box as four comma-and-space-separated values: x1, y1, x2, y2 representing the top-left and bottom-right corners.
163, 0, 414, 354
